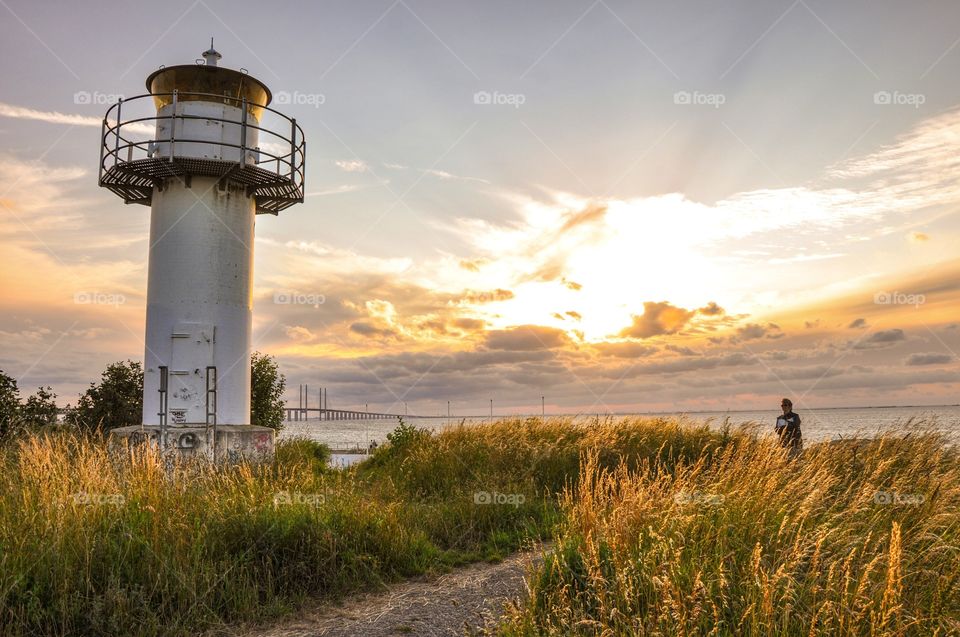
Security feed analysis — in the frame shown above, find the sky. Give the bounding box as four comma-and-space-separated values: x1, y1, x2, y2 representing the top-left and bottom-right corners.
1, 0, 959, 416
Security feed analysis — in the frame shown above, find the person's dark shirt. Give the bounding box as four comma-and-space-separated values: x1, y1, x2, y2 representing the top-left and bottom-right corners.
775, 411, 802, 447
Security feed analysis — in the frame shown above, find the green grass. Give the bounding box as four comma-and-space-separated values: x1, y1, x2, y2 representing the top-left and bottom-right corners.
7, 417, 952, 636
1, 416, 737, 636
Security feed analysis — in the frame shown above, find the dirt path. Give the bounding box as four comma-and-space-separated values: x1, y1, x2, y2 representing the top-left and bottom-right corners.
236, 545, 547, 637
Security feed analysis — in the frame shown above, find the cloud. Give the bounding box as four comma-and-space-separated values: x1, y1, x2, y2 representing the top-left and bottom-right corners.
0, 101, 154, 134
854, 329, 907, 349
349, 322, 400, 339
9, 100, 960, 411
904, 352, 952, 366
460, 289, 515, 304
383, 161, 490, 184
593, 342, 658, 358
908, 231, 929, 243
335, 159, 368, 172
606, 353, 756, 379
698, 302, 725, 316
451, 318, 487, 331
484, 325, 571, 351
618, 302, 696, 339
284, 325, 316, 342
306, 184, 364, 197
729, 322, 783, 343
848, 318, 867, 329
735, 324, 767, 341
559, 203, 607, 235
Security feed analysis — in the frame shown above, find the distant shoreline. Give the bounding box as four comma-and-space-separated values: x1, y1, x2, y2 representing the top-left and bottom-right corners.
292, 404, 960, 421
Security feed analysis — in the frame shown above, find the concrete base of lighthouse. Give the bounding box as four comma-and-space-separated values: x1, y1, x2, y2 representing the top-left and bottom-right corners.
109, 424, 275, 463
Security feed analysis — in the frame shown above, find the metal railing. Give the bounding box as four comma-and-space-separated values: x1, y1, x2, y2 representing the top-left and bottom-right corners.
99, 91, 305, 207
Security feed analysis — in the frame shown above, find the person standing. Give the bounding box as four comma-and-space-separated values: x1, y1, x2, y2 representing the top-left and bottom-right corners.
775, 398, 802, 456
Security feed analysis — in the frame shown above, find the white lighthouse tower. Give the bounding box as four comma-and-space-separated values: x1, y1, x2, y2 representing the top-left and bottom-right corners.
100, 42, 305, 461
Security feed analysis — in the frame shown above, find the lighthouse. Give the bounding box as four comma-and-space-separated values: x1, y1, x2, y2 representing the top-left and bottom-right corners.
99, 42, 305, 461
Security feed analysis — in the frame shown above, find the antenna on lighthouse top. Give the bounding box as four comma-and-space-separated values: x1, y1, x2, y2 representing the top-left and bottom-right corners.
202, 38, 221, 67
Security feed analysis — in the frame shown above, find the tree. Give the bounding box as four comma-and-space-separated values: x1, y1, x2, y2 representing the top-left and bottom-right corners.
0, 370, 22, 440
251, 351, 286, 430
70, 361, 143, 431
21, 386, 58, 426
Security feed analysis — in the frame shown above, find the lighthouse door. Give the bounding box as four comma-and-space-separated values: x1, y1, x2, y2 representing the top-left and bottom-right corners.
168, 323, 215, 424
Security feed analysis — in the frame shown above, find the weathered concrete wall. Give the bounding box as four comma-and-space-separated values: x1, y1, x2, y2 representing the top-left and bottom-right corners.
110, 424, 274, 463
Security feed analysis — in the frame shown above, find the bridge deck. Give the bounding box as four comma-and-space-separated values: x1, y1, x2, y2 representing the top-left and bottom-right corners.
283, 408, 447, 421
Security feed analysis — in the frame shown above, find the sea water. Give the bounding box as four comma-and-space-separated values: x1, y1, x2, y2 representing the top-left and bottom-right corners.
279, 404, 960, 451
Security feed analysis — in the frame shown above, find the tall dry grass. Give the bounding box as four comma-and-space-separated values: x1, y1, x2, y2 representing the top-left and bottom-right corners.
9, 417, 945, 636
0, 428, 551, 636
497, 431, 960, 636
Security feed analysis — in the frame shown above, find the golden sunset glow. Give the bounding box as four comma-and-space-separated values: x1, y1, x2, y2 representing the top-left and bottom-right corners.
2, 2, 960, 415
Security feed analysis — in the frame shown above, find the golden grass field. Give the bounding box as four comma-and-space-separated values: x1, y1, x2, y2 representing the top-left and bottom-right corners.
1, 417, 956, 636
